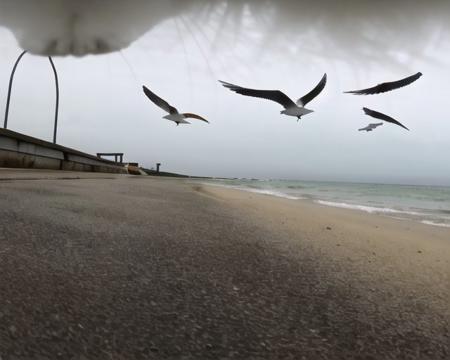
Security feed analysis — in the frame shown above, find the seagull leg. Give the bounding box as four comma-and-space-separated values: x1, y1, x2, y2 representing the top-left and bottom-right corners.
297, 116, 301, 122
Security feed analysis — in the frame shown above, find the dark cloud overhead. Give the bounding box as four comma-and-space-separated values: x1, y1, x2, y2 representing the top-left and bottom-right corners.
0, 0, 449, 60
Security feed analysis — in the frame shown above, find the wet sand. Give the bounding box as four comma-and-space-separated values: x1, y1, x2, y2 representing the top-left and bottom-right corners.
0, 172, 449, 359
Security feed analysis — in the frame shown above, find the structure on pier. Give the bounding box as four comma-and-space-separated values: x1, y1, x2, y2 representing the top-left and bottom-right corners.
97, 153, 124, 164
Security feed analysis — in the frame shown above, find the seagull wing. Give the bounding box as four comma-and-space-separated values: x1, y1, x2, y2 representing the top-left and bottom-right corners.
297, 73, 327, 106
182, 113, 209, 123
359, 123, 383, 131
345, 72, 422, 95
219, 81, 296, 109
142, 85, 178, 114
363, 108, 409, 131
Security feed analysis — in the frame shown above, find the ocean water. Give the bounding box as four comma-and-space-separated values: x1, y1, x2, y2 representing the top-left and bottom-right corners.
201, 179, 450, 228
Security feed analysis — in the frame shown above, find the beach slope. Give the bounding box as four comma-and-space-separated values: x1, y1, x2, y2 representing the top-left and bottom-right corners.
0, 173, 448, 359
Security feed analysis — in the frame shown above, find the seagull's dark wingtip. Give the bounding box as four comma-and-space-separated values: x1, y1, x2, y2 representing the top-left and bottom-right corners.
219, 80, 240, 92
345, 90, 365, 95
219, 80, 234, 88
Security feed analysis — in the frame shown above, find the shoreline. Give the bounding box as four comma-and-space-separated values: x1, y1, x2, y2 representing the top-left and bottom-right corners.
198, 182, 450, 313
196, 180, 450, 229
198, 182, 450, 246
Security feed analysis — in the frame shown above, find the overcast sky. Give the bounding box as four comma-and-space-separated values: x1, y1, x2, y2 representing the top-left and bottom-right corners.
1, 1, 450, 185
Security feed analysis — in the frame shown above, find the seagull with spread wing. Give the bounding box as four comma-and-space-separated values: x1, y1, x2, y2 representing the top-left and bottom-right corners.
363, 108, 409, 131
142, 85, 209, 126
358, 123, 383, 132
219, 73, 327, 121
345, 72, 422, 95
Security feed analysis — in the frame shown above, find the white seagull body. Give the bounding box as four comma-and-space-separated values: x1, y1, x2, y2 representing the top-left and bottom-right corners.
142, 85, 209, 126
358, 123, 383, 132
281, 107, 313, 118
163, 114, 191, 124
219, 73, 327, 121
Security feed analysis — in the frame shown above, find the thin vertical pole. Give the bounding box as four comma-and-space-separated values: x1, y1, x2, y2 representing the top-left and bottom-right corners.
4, 50, 27, 129
48, 56, 60, 144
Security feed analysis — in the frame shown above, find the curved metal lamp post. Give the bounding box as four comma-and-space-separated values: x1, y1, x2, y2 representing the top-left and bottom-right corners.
3, 50, 60, 144
3, 50, 27, 130
48, 57, 60, 144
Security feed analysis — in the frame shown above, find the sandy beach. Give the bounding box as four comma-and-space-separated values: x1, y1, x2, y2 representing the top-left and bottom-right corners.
0, 172, 449, 359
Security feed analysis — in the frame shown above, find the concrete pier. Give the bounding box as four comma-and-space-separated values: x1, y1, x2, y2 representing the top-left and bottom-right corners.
0, 128, 127, 174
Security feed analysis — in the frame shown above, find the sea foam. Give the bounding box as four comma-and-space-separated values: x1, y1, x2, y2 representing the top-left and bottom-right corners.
315, 200, 423, 216
201, 182, 303, 200
420, 221, 450, 228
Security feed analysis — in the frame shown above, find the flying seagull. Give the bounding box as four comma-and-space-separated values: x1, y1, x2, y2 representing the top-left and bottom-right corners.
345, 72, 422, 95
363, 107, 409, 131
142, 85, 209, 126
219, 73, 327, 121
358, 123, 383, 132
